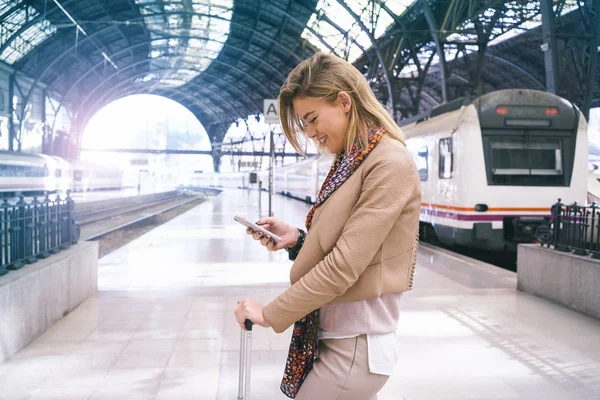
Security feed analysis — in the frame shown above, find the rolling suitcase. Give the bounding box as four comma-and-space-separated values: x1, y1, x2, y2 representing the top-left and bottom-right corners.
238, 319, 253, 400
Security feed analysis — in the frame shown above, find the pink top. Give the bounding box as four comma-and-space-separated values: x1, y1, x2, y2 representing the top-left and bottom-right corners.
319, 292, 403, 336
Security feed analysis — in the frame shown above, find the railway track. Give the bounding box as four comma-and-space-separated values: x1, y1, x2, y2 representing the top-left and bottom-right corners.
83, 194, 203, 241
73, 191, 183, 225
75, 188, 220, 257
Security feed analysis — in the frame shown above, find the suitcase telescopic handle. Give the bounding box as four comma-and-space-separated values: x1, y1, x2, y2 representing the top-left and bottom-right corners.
245, 319, 253, 331
239, 319, 254, 400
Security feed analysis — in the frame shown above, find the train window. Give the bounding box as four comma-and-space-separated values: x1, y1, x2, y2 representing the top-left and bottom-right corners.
55, 169, 62, 178
0, 164, 47, 177
528, 138, 563, 175
488, 136, 564, 185
439, 138, 453, 179
417, 147, 428, 181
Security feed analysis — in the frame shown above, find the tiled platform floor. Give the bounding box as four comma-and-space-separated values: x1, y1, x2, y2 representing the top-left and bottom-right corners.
1, 190, 599, 400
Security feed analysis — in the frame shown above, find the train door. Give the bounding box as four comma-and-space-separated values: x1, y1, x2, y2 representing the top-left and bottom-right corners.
138, 169, 150, 193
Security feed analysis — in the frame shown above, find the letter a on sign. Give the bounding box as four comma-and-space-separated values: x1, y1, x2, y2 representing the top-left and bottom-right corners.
264, 99, 279, 124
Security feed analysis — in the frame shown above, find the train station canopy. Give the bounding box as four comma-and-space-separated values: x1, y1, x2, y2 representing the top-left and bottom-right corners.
1, 0, 598, 145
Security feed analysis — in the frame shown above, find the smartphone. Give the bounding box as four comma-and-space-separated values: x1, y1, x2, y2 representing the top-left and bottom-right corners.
234, 215, 283, 243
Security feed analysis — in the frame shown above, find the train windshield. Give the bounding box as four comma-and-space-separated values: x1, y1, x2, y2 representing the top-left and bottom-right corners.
477, 92, 579, 187
484, 131, 573, 186
489, 135, 563, 185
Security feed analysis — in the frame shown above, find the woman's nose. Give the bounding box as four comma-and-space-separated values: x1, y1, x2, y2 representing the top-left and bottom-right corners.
306, 125, 317, 138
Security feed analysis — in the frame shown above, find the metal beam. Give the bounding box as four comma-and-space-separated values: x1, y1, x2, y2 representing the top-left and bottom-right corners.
107, 74, 243, 120
70, 85, 229, 155
116, 11, 306, 61
72, 61, 265, 129
34, 36, 286, 140
540, 0, 559, 94
79, 80, 246, 141
136, 1, 339, 56
582, 0, 600, 120
374, 0, 402, 25
71, 70, 242, 135
0, 0, 142, 57
81, 78, 238, 128
95, 0, 135, 61
84, 78, 229, 120
7, 73, 15, 151
18, 34, 287, 130
63, 48, 275, 123
1, 0, 120, 67
334, 0, 394, 111
271, 6, 338, 55
422, 0, 449, 103
125, 0, 149, 37
16, 10, 303, 86
486, 53, 545, 89
320, 15, 370, 59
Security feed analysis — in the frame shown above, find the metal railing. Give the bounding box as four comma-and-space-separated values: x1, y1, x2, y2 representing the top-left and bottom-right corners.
536, 199, 600, 258
0, 192, 80, 277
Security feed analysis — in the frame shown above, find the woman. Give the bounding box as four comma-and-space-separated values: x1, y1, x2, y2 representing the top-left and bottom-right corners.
234, 52, 421, 400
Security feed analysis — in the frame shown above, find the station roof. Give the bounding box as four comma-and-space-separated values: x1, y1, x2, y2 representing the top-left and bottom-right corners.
1, 0, 596, 144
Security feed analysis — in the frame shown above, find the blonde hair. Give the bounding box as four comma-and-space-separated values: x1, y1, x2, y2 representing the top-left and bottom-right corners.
278, 52, 405, 155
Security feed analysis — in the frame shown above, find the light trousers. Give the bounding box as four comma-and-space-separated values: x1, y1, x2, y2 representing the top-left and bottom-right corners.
295, 334, 390, 400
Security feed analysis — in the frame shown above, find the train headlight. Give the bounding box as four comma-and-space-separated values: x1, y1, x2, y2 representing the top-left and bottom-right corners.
474, 204, 488, 212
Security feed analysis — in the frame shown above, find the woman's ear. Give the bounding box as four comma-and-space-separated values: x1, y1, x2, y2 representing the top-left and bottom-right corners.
338, 92, 352, 113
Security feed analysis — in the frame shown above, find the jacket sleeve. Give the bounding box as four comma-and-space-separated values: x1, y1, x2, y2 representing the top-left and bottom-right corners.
262, 151, 419, 333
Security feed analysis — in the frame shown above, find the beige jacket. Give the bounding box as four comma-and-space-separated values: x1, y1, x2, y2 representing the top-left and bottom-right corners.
262, 135, 422, 333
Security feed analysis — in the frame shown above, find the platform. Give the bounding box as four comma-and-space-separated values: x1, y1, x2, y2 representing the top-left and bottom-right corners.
0, 190, 599, 400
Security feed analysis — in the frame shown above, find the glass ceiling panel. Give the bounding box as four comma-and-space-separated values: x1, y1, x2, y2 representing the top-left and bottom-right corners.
0, 0, 15, 15
135, 0, 233, 88
0, 3, 57, 64
301, 0, 415, 63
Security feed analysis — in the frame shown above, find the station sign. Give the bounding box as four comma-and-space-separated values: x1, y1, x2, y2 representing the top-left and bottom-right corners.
263, 99, 279, 124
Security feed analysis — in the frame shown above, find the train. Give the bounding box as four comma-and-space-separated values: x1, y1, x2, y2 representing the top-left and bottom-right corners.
202, 89, 587, 252
185, 156, 334, 203
0, 150, 124, 195
400, 89, 587, 251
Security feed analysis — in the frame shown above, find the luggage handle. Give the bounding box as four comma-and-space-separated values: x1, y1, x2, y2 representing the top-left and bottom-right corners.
238, 319, 253, 400
245, 319, 253, 331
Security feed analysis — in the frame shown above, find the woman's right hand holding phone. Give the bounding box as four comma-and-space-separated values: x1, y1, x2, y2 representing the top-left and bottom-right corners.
246, 217, 299, 252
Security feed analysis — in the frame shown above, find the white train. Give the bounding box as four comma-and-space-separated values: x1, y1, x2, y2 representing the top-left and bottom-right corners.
185, 156, 334, 202
187, 171, 257, 189
0, 151, 123, 195
274, 155, 334, 203
270, 89, 588, 251
401, 89, 588, 250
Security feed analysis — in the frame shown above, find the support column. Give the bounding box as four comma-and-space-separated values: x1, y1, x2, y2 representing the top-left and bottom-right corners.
206, 122, 229, 173
42, 89, 49, 154
8, 74, 14, 151
540, 0, 559, 94
582, 0, 600, 120
212, 148, 222, 173
335, 0, 395, 111
422, 0, 449, 103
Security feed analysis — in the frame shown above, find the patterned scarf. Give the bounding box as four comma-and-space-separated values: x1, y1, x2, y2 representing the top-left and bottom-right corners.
280, 124, 384, 398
